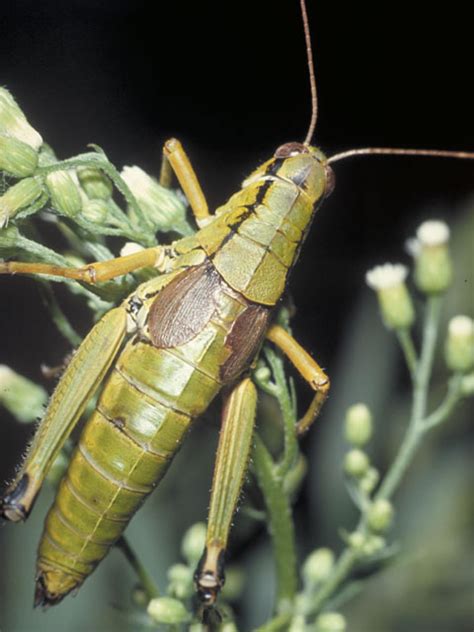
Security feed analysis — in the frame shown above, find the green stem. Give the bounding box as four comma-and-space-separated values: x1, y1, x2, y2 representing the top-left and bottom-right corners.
422, 373, 464, 430
264, 348, 298, 479
116, 536, 160, 600
396, 328, 418, 380
254, 612, 292, 632
308, 548, 359, 616
377, 295, 442, 500
253, 434, 297, 612
310, 294, 446, 615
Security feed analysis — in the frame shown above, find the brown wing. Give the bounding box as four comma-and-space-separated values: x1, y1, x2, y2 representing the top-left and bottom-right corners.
220, 303, 270, 383
148, 263, 221, 348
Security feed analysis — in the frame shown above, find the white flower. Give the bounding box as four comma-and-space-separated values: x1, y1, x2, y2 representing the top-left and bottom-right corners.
448, 315, 474, 338
120, 241, 145, 257
365, 263, 408, 290
417, 220, 450, 246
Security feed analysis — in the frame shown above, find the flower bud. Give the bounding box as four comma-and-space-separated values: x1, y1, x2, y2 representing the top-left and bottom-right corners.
302, 548, 334, 586
77, 166, 113, 200
346, 530, 366, 551
121, 165, 192, 235
361, 534, 386, 556
131, 585, 148, 607
82, 199, 110, 225
147, 596, 190, 624
0, 135, 38, 177
181, 522, 206, 565
0, 177, 43, 227
46, 170, 82, 217
461, 372, 474, 397
344, 403, 373, 447
409, 220, 452, 294
359, 466, 380, 495
366, 264, 415, 330
0, 365, 47, 423
367, 499, 394, 533
315, 612, 346, 632
289, 614, 308, 632
344, 449, 369, 478
445, 315, 474, 373
167, 563, 193, 600
0, 88, 42, 149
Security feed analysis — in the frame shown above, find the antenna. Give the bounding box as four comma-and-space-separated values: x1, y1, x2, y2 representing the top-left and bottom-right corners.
300, 0, 318, 145
328, 147, 474, 164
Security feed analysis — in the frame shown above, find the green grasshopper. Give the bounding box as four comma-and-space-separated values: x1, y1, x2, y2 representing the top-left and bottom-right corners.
1, 0, 473, 613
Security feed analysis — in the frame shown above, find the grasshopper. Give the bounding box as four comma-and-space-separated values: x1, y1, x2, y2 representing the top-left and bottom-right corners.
0, 0, 473, 615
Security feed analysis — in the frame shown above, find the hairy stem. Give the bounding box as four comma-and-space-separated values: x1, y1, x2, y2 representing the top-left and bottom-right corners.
253, 434, 297, 613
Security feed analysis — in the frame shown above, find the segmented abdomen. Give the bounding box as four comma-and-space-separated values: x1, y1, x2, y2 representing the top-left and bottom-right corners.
36, 334, 222, 600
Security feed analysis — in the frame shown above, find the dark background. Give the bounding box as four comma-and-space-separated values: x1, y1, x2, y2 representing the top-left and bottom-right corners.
1, 1, 473, 630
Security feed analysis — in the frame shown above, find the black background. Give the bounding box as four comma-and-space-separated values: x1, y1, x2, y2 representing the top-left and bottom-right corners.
0, 1, 473, 625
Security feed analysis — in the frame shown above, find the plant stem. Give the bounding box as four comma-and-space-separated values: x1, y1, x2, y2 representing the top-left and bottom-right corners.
264, 348, 298, 479
396, 328, 417, 380
116, 536, 160, 600
254, 612, 292, 632
308, 548, 359, 615
310, 294, 448, 614
253, 434, 297, 612
377, 295, 442, 500
422, 373, 464, 430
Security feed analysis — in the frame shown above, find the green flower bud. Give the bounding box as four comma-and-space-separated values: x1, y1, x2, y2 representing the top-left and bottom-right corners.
0, 88, 42, 149
344, 448, 369, 478
82, 199, 110, 225
254, 365, 272, 384
289, 614, 308, 632
147, 596, 190, 624
46, 170, 82, 217
121, 165, 192, 235
302, 548, 334, 586
0, 223, 20, 250
315, 612, 346, 632
0, 365, 47, 423
220, 623, 238, 632
366, 264, 415, 330
0, 177, 43, 227
77, 166, 113, 200
131, 585, 148, 607
167, 563, 193, 600
409, 220, 452, 294
367, 499, 394, 532
181, 522, 206, 565
346, 530, 366, 551
461, 372, 474, 397
445, 315, 474, 373
344, 403, 373, 446
0, 135, 38, 177
361, 534, 386, 556
359, 466, 380, 495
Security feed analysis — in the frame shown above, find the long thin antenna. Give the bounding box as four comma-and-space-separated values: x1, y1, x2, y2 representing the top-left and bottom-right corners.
300, 0, 318, 145
328, 146, 474, 164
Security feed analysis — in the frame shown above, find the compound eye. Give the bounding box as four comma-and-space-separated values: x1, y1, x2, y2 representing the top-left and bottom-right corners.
324, 164, 336, 198
274, 142, 310, 158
